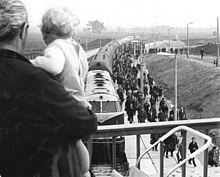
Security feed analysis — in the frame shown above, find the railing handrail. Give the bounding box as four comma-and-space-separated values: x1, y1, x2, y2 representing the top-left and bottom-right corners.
94, 118, 220, 138
135, 125, 212, 177
92, 118, 220, 177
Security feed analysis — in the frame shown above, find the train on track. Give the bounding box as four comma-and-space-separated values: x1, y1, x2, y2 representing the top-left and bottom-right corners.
85, 36, 138, 175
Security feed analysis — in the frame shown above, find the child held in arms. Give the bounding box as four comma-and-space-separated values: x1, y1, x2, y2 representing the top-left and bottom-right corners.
31, 7, 91, 177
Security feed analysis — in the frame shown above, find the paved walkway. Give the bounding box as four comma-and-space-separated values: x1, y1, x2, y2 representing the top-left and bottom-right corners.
124, 113, 220, 177
114, 53, 220, 176
121, 65, 219, 176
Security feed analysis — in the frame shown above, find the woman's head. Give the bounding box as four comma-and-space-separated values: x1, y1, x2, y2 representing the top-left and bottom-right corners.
40, 7, 79, 44
0, 0, 28, 42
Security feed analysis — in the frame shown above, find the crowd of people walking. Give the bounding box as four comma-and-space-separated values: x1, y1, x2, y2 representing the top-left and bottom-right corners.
113, 49, 187, 125
112, 48, 219, 167
112, 49, 192, 161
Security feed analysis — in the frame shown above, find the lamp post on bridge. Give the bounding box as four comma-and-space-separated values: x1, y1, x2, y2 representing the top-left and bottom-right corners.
187, 22, 194, 58
140, 47, 145, 95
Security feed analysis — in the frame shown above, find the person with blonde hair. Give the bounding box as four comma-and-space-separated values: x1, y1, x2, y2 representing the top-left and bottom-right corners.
0, 0, 97, 177
30, 7, 92, 177
31, 7, 88, 106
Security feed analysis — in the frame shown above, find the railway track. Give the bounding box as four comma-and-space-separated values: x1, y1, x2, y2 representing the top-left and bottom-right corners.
91, 152, 129, 177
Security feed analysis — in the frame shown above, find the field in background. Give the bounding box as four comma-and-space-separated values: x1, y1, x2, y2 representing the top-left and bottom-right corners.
22, 30, 45, 59
23, 27, 219, 60
22, 28, 133, 58
145, 54, 220, 120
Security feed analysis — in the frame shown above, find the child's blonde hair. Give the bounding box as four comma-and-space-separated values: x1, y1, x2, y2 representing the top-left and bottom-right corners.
41, 7, 79, 37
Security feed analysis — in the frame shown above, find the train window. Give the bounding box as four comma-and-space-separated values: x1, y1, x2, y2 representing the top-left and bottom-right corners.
103, 55, 105, 59
116, 101, 122, 112
89, 101, 101, 113
96, 83, 103, 87
102, 101, 117, 113
95, 73, 103, 78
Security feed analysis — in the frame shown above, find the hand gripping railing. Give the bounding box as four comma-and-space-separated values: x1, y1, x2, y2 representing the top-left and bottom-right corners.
135, 125, 212, 177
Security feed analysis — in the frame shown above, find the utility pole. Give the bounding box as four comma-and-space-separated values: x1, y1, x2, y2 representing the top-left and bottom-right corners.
174, 54, 178, 120
169, 27, 171, 53
187, 23, 189, 58
217, 16, 219, 67
140, 56, 144, 94
187, 22, 194, 58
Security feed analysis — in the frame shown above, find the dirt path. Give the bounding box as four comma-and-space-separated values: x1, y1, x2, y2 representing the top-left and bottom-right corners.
179, 54, 216, 67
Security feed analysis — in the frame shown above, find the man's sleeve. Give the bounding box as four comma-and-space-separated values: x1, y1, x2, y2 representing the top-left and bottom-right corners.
38, 71, 97, 141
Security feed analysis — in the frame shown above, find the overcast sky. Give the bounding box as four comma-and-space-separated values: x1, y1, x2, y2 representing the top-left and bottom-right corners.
22, 0, 220, 29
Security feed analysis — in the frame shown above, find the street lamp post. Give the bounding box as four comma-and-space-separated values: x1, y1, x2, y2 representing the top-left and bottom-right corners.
217, 16, 220, 67
174, 54, 178, 121
187, 22, 194, 58
169, 27, 171, 53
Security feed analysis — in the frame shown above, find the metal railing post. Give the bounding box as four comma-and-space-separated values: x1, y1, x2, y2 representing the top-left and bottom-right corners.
217, 17, 219, 67
217, 148, 220, 167
174, 54, 178, 120
160, 141, 164, 177
112, 136, 116, 169
136, 134, 140, 169
182, 131, 187, 177
203, 129, 209, 177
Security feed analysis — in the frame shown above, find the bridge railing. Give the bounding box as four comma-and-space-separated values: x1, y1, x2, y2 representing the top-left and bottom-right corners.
136, 125, 212, 177
93, 118, 220, 177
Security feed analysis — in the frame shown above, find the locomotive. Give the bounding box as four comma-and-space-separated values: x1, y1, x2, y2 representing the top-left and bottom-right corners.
85, 36, 137, 174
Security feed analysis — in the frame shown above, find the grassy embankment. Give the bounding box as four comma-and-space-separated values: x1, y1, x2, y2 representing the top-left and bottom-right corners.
145, 54, 220, 120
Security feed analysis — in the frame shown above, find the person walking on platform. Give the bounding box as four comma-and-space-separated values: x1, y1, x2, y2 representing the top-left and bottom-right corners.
137, 105, 147, 123
147, 74, 154, 87
159, 98, 166, 108
159, 98, 168, 115
125, 94, 136, 124
150, 133, 159, 151
169, 107, 175, 121
180, 48, 183, 55
164, 134, 178, 158
117, 85, 124, 107
158, 108, 167, 122
175, 48, 178, 56
179, 107, 187, 120
150, 104, 157, 122
176, 141, 184, 163
143, 83, 148, 98
188, 137, 199, 167
208, 146, 218, 167
150, 95, 157, 107
200, 48, 204, 59
144, 100, 150, 113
